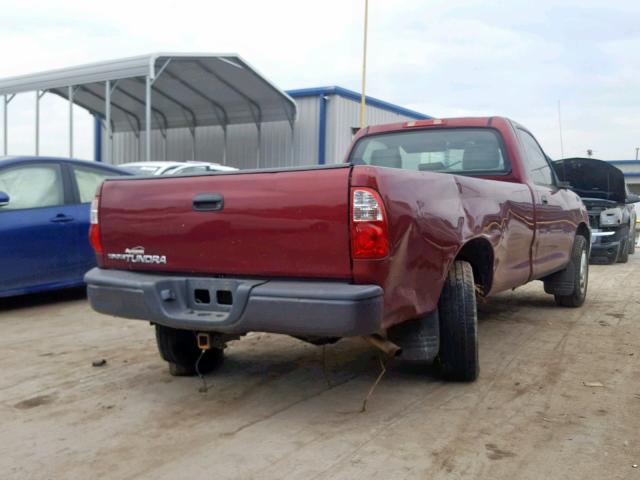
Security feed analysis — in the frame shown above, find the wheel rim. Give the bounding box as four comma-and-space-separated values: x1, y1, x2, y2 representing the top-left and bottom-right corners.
578, 249, 588, 293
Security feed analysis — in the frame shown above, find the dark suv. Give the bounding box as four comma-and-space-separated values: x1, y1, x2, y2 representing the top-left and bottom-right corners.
554, 157, 639, 264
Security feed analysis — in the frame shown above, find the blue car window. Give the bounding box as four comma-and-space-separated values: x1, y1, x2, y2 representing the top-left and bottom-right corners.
72, 165, 121, 203
0, 164, 64, 210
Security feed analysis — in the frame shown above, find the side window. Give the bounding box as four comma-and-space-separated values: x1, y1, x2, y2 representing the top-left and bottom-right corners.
518, 130, 554, 186
72, 165, 119, 203
0, 164, 64, 210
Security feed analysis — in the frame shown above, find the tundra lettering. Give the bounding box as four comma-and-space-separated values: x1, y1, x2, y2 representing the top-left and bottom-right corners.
106, 252, 168, 264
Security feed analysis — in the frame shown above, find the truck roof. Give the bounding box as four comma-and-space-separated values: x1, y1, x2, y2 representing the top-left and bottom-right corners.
362, 116, 508, 136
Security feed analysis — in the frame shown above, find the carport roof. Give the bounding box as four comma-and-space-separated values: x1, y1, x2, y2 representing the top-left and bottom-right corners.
0, 53, 297, 132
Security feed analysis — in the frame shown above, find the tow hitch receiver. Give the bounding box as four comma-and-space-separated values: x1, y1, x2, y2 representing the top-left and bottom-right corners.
196, 333, 211, 351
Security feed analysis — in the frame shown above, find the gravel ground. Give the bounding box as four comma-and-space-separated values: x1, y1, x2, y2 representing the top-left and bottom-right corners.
1, 257, 639, 480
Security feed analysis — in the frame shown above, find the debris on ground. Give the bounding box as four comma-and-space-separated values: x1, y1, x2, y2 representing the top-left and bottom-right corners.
582, 381, 604, 388
92, 359, 107, 367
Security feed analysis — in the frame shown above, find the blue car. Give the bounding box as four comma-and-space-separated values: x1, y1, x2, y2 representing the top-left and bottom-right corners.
0, 156, 130, 298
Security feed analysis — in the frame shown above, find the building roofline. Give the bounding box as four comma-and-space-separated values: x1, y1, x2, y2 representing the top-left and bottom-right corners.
286, 86, 430, 120
607, 160, 640, 165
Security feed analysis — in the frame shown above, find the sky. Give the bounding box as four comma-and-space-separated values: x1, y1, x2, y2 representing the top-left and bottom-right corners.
0, 0, 638, 160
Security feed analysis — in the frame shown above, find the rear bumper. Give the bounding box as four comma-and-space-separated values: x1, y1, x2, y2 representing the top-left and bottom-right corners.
84, 268, 383, 337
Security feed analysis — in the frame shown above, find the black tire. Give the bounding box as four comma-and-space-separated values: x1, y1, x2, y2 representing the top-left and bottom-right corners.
629, 225, 636, 254
155, 325, 224, 376
554, 235, 588, 307
437, 261, 479, 382
617, 238, 629, 263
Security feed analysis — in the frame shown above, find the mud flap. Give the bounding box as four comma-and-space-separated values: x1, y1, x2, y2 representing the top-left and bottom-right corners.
543, 265, 576, 296
387, 309, 440, 362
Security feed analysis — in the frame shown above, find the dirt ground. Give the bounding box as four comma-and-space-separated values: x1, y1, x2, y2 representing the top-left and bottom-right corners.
1, 258, 639, 480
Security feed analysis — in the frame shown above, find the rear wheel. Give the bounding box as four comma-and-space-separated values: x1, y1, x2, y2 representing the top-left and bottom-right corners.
629, 227, 636, 254
437, 261, 479, 382
554, 235, 588, 307
155, 325, 224, 376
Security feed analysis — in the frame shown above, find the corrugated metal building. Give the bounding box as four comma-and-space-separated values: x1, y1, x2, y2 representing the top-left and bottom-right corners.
101, 86, 429, 168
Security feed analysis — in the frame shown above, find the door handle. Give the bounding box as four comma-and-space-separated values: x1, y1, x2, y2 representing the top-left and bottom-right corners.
50, 214, 74, 223
541, 195, 549, 205
192, 193, 224, 212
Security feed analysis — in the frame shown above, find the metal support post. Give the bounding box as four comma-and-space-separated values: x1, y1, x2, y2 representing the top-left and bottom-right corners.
222, 126, 227, 165
68, 86, 74, 157
190, 127, 196, 161
35, 91, 40, 155
289, 123, 295, 167
34, 90, 46, 156
3, 95, 6, 155
162, 130, 167, 161
105, 80, 111, 164
359, 0, 369, 129
94, 115, 102, 162
145, 75, 151, 162
3, 95, 15, 155
256, 123, 261, 168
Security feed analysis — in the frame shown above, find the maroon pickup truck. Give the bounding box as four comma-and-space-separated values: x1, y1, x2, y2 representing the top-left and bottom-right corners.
85, 117, 590, 382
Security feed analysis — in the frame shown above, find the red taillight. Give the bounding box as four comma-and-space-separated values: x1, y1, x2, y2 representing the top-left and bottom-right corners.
89, 197, 103, 254
351, 188, 389, 259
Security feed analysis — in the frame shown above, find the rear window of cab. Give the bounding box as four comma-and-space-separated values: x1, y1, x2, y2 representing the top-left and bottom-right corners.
349, 128, 510, 175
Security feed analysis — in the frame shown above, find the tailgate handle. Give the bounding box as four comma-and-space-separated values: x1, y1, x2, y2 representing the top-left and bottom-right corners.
193, 193, 224, 211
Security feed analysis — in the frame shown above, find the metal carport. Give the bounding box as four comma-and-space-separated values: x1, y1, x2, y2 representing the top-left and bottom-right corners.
0, 53, 297, 164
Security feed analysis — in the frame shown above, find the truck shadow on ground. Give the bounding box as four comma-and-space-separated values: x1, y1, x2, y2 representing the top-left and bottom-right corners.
188, 335, 443, 403
156, 344, 444, 420
476, 290, 558, 319
173, 292, 553, 397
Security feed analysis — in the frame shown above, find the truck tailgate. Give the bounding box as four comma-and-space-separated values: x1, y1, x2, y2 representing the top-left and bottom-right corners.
98, 166, 352, 279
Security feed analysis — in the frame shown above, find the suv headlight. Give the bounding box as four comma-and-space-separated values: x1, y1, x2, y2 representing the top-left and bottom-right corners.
600, 207, 623, 226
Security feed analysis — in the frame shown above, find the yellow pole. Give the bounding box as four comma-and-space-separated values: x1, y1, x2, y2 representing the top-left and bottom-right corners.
359, 0, 369, 129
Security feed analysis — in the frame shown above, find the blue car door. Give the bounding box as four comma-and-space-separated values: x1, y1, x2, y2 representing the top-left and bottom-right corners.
0, 161, 78, 296
65, 162, 126, 276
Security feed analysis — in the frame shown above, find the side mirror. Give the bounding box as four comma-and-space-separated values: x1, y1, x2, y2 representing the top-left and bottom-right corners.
626, 193, 640, 204
557, 181, 572, 189
0, 191, 9, 207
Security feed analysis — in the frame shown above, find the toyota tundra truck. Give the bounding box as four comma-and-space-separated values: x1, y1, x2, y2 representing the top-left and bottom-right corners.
85, 117, 590, 382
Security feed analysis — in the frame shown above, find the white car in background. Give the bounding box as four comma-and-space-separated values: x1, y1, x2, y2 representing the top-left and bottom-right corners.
120, 161, 238, 176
